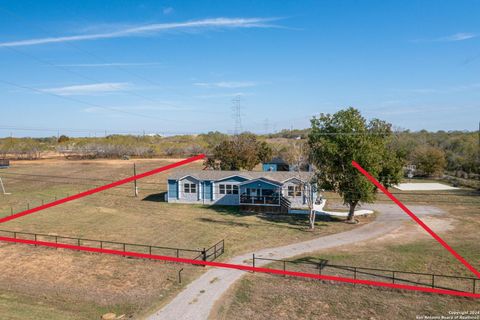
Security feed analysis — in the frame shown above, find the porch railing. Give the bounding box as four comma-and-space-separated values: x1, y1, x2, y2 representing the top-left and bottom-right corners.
240, 195, 280, 205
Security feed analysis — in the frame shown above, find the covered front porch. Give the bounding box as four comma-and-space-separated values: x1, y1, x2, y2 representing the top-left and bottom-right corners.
239, 178, 282, 206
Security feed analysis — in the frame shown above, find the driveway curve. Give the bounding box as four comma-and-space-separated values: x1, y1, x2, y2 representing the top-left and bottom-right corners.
147, 204, 444, 320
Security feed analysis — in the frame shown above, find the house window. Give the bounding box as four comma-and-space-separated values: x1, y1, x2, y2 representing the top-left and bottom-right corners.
295, 186, 302, 197
287, 185, 302, 197
219, 184, 239, 195
184, 183, 197, 194
288, 186, 294, 197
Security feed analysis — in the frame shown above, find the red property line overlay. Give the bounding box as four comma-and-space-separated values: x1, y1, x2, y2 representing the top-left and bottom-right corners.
0, 154, 206, 224
0, 235, 478, 298
352, 160, 480, 279
0, 154, 477, 298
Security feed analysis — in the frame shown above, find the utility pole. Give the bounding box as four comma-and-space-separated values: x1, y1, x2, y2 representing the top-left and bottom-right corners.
133, 163, 138, 197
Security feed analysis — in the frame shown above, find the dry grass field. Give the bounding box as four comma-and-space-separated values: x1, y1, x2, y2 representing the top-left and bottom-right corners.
214, 193, 480, 319
0, 158, 362, 319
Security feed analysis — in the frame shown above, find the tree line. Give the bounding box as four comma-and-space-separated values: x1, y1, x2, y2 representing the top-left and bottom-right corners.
0, 121, 478, 177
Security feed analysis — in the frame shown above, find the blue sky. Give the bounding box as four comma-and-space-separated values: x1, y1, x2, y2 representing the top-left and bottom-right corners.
0, 0, 479, 137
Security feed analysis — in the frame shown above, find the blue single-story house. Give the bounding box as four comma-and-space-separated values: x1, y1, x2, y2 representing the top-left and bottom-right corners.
167, 170, 316, 212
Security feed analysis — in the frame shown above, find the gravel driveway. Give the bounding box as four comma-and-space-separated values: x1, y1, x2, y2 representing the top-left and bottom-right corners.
147, 204, 444, 320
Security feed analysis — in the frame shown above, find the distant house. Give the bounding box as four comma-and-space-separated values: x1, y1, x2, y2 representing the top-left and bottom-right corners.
262, 157, 313, 172
0, 159, 9, 169
262, 157, 290, 172
167, 170, 316, 212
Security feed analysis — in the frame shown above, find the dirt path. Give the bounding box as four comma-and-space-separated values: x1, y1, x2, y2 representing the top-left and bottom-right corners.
146, 204, 445, 320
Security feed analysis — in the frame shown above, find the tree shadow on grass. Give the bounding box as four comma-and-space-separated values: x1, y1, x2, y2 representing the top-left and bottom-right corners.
142, 192, 167, 202
196, 217, 252, 228
206, 205, 346, 231
207, 205, 257, 217
293, 256, 329, 265
257, 213, 344, 228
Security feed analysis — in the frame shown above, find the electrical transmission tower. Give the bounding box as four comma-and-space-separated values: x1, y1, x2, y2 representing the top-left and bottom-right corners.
231, 95, 243, 135
263, 118, 270, 134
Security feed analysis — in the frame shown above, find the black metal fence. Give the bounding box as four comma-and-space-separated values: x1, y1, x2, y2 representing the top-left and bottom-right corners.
252, 255, 478, 294
194, 239, 225, 261
0, 229, 224, 262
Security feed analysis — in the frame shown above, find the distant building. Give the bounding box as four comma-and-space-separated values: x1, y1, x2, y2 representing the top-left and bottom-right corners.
0, 159, 10, 168
166, 170, 316, 213
262, 157, 290, 172
262, 157, 313, 172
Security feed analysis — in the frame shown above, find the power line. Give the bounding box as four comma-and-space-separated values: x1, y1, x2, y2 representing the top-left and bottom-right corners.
2, 45, 224, 117
0, 79, 165, 120
0, 6, 226, 117
0, 125, 199, 136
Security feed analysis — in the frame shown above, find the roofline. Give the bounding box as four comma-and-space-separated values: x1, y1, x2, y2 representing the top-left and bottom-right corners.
239, 177, 283, 187
175, 175, 201, 181
173, 173, 250, 182
215, 174, 250, 182
281, 176, 310, 183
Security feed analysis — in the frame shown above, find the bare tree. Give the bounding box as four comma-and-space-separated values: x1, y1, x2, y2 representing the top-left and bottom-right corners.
288, 141, 318, 230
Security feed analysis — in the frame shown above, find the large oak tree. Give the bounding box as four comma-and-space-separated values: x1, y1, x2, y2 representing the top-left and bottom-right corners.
308, 107, 403, 223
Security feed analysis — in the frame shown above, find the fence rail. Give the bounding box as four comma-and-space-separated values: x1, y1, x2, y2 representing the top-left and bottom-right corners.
252, 256, 478, 294
0, 229, 224, 262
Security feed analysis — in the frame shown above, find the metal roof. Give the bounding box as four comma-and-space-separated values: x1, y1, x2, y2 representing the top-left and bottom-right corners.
168, 170, 314, 183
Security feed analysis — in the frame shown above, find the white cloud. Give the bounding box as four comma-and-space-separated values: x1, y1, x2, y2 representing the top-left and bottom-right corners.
402, 83, 480, 95
440, 32, 477, 41
163, 7, 174, 15
196, 92, 252, 99
413, 32, 477, 43
0, 17, 281, 47
42, 82, 130, 96
194, 81, 258, 88
57, 62, 163, 67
